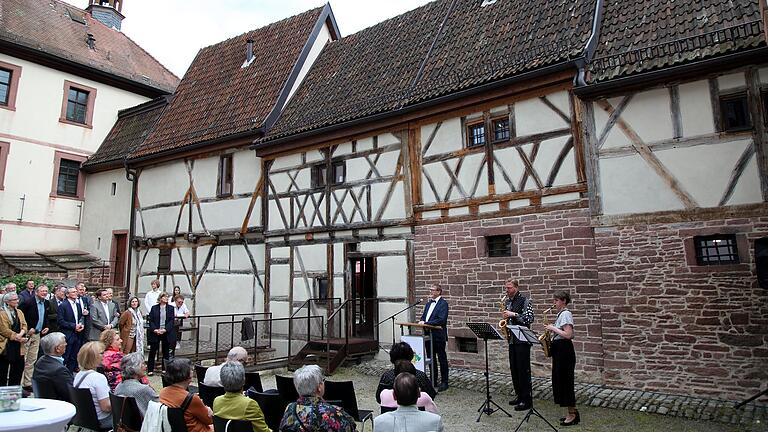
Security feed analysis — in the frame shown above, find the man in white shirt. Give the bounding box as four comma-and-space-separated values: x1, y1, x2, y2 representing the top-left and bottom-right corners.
203, 346, 248, 387
144, 280, 161, 315
418, 284, 449, 392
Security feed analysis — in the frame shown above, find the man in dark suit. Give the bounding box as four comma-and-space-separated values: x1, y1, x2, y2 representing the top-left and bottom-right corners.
419, 284, 449, 392
18, 280, 36, 306
32, 332, 73, 402
57, 287, 85, 372
18, 284, 52, 391
75, 283, 92, 338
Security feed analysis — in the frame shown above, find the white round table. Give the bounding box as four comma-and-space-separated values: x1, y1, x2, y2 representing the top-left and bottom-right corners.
0, 398, 76, 432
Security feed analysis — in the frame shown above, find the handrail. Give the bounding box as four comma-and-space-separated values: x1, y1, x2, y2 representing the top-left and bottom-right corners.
290, 297, 342, 318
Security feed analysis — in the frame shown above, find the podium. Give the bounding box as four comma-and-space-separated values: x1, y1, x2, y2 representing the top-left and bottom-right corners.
396, 322, 440, 387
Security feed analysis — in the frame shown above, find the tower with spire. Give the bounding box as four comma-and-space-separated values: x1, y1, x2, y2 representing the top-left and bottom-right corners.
85, 0, 125, 31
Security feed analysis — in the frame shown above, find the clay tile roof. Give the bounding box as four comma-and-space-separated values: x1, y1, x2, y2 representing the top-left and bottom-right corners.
263, 0, 596, 142
129, 6, 326, 160
0, 0, 179, 93
82, 96, 170, 171
588, 0, 764, 83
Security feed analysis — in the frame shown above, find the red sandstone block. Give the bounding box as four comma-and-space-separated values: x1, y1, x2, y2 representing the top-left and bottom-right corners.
563, 226, 592, 239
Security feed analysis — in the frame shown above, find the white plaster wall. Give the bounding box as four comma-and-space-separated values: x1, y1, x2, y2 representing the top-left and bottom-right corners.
515, 92, 570, 136
718, 72, 746, 91
422, 118, 463, 157
678, 80, 715, 136
200, 198, 251, 231
79, 169, 132, 260
619, 88, 674, 143
533, 135, 576, 187
140, 205, 180, 238
270, 265, 291, 297
0, 224, 80, 251
371, 181, 406, 220
376, 255, 408, 298
295, 243, 327, 271
600, 154, 686, 214
233, 150, 261, 195
493, 146, 526, 194
284, 24, 332, 105
190, 157, 218, 199
137, 161, 188, 207
378, 301, 408, 345
359, 240, 406, 252
195, 273, 264, 315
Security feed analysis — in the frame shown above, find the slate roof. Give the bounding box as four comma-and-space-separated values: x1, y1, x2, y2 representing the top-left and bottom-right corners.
588, 0, 765, 82
82, 96, 170, 171
129, 7, 326, 160
0, 0, 179, 93
263, 0, 597, 142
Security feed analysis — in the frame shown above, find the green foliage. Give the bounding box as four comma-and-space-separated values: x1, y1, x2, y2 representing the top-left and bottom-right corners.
0, 273, 57, 292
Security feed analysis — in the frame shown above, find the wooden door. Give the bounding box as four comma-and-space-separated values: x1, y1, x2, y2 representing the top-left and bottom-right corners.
350, 257, 375, 338
111, 233, 128, 287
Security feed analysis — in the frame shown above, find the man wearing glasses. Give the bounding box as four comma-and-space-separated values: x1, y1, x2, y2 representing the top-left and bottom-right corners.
418, 284, 450, 392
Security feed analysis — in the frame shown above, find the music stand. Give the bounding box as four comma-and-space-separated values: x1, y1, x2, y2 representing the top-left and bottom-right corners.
507, 325, 558, 432
467, 322, 512, 422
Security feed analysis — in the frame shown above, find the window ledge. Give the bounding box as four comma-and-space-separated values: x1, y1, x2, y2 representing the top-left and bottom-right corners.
58, 117, 93, 129
0, 105, 16, 112
50, 192, 84, 201
688, 263, 750, 273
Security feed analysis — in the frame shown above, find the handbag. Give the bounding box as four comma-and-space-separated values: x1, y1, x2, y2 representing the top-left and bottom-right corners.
115, 399, 138, 432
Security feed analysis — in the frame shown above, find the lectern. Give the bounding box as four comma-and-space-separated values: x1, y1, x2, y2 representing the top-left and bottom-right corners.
396, 322, 440, 387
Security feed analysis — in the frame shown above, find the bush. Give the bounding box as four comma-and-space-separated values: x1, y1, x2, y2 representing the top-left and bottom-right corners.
0, 273, 57, 292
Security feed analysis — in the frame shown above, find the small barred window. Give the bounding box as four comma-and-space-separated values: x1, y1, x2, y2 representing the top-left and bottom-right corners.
694, 234, 739, 266
486, 235, 512, 257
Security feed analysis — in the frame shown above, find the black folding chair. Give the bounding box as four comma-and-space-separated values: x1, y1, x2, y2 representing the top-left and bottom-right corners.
110, 393, 143, 432
198, 382, 226, 407
167, 407, 190, 432
33, 378, 68, 402
195, 363, 209, 386
275, 374, 299, 405
68, 386, 111, 431
247, 389, 286, 432
324, 380, 374, 426
245, 371, 263, 393
212, 415, 253, 432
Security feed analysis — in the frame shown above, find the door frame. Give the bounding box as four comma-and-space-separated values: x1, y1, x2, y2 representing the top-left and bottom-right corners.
110, 230, 129, 287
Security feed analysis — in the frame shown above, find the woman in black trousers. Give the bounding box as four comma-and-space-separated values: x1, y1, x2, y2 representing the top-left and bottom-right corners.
147, 292, 175, 375
0, 292, 29, 386
545, 290, 578, 426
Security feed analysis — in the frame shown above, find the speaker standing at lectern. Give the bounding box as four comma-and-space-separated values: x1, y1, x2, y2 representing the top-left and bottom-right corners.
418, 284, 449, 392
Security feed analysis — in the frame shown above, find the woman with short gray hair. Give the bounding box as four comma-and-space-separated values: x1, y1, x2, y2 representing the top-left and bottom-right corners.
0, 292, 29, 386
212, 361, 270, 432
279, 365, 356, 431
114, 352, 158, 416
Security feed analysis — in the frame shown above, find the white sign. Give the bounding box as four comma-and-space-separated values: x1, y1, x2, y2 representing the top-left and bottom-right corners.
401, 335, 425, 372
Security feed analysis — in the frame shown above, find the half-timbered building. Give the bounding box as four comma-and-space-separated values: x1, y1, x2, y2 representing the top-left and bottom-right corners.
83, 0, 766, 401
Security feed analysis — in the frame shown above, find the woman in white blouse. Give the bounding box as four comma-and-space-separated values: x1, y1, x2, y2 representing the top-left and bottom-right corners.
545, 291, 578, 427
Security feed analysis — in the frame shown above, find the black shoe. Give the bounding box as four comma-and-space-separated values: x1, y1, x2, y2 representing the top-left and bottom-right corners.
514, 402, 531, 411
561, 411, 580, 426
438, 383, 449, 392
509, 398, 520, 406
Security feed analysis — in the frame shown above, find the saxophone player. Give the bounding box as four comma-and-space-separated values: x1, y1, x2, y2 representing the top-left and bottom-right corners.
501, 278, 534, 411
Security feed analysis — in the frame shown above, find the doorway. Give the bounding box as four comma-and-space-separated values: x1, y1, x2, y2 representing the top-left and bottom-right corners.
110, 232, 128, 287
350, 257, 375, 338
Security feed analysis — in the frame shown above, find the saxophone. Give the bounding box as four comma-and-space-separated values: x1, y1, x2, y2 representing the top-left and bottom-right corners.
499, 295, 511, 342
538, 306, 554, 357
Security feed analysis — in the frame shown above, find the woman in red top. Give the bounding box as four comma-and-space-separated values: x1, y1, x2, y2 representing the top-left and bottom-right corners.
100, 329, 124, 392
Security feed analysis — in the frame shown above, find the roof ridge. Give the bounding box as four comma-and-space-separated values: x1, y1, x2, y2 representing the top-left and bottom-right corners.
120, 31, 180, 82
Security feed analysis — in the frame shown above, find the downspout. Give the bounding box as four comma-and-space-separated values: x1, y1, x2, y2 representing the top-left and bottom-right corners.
574, 0, 605, 87
124, 159, 138, 299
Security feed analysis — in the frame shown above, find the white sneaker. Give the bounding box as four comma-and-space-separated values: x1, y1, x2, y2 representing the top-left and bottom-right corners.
175, 343, 181, 349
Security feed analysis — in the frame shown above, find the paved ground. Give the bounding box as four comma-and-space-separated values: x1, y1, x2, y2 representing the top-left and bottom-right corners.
144, 362, 767, 432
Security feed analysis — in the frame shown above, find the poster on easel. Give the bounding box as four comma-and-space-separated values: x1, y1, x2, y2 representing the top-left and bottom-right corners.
401, 335, 425, 372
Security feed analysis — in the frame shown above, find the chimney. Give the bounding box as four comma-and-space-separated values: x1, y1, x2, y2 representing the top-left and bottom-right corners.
86, 0, 125, 31
246, 39, 255, 64
86, 33, 96, 49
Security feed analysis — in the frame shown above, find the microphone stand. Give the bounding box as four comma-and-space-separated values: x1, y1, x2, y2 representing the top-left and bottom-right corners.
377, 300, 423, 347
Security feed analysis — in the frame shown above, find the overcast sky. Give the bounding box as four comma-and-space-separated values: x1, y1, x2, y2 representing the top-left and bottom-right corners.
62, 0, 432, 77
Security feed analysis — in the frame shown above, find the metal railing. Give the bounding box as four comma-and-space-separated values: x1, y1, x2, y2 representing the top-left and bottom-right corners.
173, 311, 271, 364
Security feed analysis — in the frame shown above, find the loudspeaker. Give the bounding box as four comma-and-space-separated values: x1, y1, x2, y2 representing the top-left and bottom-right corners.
756, 238, 768, 289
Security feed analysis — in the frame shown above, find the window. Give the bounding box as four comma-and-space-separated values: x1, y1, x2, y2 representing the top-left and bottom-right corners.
311, 161, 345, 188
492, 118, 510, 142
66, 88, 89, 124
218, 154, 233, 197
694, 234, 739, 266
157, 249, 171, 274
0, 61, 21, 111
456, 336, 478, 353
466, 122, 486, 148
50, 151, 86, 199
110, 182, 116, 196
315, 276, 329, 299
60, 81, 96, 127
0, 69, 11, 106
486, 234, 512, 257
56, 159, 81, 197
720, 93, 752, 132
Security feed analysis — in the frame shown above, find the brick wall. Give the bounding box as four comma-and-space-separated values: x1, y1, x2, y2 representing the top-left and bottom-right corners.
595, 216, 768, 401
414, 207, 604, 384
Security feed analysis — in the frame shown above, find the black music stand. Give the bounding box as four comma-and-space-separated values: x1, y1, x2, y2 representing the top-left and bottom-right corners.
508, 325, 558, 432
467, 322, 512, 422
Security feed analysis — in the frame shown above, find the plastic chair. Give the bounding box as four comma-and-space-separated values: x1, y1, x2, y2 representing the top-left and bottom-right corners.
247, 389, 286, 432
212, 415, 253, 432
67, 386, 111, 431
275, 374, 299, 405
110, 393, 144, 432
198, 382, 226, 407
245, 371, 263, 393
324, 380, 374, 424
194, 363, 209, 386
